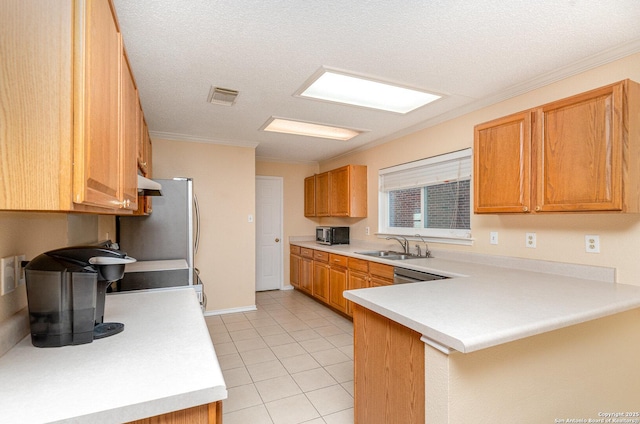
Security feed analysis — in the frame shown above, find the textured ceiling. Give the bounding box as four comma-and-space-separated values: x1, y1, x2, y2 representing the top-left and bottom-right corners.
112, 0, 640, 163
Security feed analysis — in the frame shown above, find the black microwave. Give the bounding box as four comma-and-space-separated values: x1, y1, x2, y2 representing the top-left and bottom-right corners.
316, 226, 350, 245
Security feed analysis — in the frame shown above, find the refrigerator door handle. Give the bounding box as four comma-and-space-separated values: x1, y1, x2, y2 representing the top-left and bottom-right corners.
194, 193, 200, 255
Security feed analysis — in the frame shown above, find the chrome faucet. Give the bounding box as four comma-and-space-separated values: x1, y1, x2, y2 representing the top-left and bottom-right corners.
386, 236, 409, 254
415, 234, 432, 258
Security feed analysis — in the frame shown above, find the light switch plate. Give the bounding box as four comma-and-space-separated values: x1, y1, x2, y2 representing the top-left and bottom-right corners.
490, 232, 498, 245
1, 256, 16, 296
16, 254, 26, 285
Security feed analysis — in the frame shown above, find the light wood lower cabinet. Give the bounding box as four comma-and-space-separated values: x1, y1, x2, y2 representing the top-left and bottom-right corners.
126, 401, 222, 424
328, 254, 349, 314
313, 261, 330, 303
353, 305, 424, 424
290, 246, 301, 289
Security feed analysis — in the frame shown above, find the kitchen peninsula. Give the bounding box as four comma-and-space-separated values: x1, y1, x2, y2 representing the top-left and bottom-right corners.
290, 240, 640, 423
0, 288, 226, 423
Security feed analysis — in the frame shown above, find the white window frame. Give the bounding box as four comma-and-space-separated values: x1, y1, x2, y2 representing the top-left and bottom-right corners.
378, 148, 473, 245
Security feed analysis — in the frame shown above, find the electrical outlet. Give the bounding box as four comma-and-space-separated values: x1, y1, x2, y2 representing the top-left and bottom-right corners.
365, 226, 370, 236
1, 256, 16, 296
15, 254, 26, 285
490, 232, 498, 245
526, 232, 536, 248
585, 235, 600, 253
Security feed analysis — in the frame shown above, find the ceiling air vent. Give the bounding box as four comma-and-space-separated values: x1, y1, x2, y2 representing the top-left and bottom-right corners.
207, 86, 239, 106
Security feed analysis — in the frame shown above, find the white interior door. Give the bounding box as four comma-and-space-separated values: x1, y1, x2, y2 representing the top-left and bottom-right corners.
255, 176, 283, 291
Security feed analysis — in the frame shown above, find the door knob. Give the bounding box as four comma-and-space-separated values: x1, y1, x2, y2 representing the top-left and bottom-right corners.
275, 238, 280, 242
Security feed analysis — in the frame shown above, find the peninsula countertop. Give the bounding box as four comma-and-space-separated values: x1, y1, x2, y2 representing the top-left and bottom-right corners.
0, 287, 226, 423
291, 240, 640, 353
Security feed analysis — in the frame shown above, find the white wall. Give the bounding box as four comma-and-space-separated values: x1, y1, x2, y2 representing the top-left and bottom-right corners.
153, 138, 256, 312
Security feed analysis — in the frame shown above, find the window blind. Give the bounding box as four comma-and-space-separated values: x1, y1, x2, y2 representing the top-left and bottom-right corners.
379, 148, 472, 192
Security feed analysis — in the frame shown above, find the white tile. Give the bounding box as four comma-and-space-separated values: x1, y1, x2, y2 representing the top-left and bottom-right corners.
240, 348, 277, 365
280, 353, 321, 374
256, 325, 287, 336
324, 361, 354, 383
224, 383, 263, 413
225, 320, 255, 331
323, 408, 354, 424
337, 344, 354, 359
340, 381, 354, 397
306, 384, 353, 416
218, 352, 245, 370
270, 342, 308, 359
234, 337, 268, 352
310, 348, 350, 367
280, 320, 311, 332
299, 338, 335, 353
314, 325, 345, 338
223, 366, 252, 388
304, 317, 333, 328
223, 404, 274, 424
210, 331, 232, 344
289, 329, 321, 342
222, 313, 250, 324
265, 393, 320, 424
250, 317, 279, 327
213, 341, 237, 355
229, 328, 260, 341
263, 333, 296, 347
291, 367, 338, 392
326, 334, 353, 348
255, 375, 302, 403
246, 359, 289, 382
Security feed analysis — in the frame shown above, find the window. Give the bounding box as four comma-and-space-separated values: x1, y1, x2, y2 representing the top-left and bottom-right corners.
378, 148, 472, 244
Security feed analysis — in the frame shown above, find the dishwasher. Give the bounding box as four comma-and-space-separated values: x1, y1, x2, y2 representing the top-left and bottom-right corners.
393, 267, 448, 284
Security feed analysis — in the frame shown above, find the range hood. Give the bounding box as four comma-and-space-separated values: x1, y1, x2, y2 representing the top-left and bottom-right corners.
137, 175, 163, 196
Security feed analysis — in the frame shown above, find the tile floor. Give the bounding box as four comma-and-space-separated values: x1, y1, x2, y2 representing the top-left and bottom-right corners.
206, 289, 355, 424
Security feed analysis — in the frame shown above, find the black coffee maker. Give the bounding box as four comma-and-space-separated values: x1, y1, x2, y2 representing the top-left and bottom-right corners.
25, 245, 136, 347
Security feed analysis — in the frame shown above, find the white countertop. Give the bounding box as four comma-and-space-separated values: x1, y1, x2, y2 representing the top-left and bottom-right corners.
0, 288, 226, 423
125, 259, 189, 273
292, 240, 640, 353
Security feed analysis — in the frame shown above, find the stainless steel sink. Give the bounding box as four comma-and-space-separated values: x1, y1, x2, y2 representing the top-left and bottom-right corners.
356, 251, 424, 260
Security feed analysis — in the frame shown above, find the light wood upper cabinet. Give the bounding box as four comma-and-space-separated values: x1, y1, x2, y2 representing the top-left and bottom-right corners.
304, 165, 367, 217
474, 111, 532, 213
315, 172, 330, 217
304, 175, 316, 217
329, 165, 367, 217
474, 80, 640, 214
0, 0, 141, 213
119, 48, 139, 211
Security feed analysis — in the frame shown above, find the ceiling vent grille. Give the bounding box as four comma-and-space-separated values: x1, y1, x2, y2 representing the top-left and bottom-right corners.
207, 86, 239, 106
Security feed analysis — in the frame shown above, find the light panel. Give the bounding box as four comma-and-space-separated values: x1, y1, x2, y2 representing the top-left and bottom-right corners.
298, 69, 442, 114
261, 117, 362, 141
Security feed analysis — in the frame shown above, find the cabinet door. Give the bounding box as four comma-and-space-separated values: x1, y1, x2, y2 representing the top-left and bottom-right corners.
290, 254, 301, 288
300, 257, 313, 294
328, 266, 348, 313
315, 172, 330, 216
474, 111, 532, 213
329, 166, 350, 216
354, 305, 425, 424
73, 0, 124, 209
312, 262, 330, 302
536, 84, 623, 212
304, 176, 316, 217
347, 270, 369, 316
119, 48, 139, 211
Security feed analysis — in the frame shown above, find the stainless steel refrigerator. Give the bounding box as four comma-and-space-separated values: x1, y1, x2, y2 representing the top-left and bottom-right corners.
115, 178, 200, 291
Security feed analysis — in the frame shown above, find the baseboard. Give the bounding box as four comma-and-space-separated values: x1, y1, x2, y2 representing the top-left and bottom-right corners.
204, 305, 258, 316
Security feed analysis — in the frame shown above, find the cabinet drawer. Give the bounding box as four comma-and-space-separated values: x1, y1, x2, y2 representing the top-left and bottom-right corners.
314, 250, 329, 262
301, 248, 314, 258
290, 245, 301, 255
369, 262, 394, 280
348, 258, 369, 273
329, 254, 348, 268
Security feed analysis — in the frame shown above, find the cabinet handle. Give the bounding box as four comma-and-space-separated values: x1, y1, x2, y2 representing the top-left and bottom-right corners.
535, 206, 541, 211
523, 206, 529, 212
275, 238, 280, 242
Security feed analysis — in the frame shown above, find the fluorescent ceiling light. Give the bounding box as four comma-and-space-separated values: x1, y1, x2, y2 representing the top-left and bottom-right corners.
297, 69, 442, 114
261, 117, 362, 141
